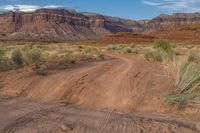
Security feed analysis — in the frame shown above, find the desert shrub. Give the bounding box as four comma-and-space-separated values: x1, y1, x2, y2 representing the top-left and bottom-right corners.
23, 44, 34, 50
107, 45, 118, 51
11, 48, 24, 66
123, 47, 132, 54
130, 44, 136, 48
78, 49, 94, 60
59, 55, 76, 64
154, 39, 172, 54
165, 61, 200, 110
122, 47, 138, 54
0, 46, 6, 61
23, 48, 43, 68
144, 39, 174, 62
118, 44, 126, 50
96, 51, 104, 59
144, 49, 163, 62
187, 51, 199, 63
36, 45, 49, 50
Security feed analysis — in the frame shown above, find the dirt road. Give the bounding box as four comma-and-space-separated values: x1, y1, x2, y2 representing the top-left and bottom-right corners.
0, 53, 199, 132
0, 98, 198, 133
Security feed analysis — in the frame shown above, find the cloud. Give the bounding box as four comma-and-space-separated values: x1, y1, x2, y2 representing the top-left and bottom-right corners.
0, 4, 63, 12
142, 0, 200, 12
142, 1, 163, 6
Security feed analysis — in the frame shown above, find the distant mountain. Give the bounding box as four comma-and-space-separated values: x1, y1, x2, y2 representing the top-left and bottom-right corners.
0, 9, 140, 42
145, 13, 200, 32
0, 9, 200, 42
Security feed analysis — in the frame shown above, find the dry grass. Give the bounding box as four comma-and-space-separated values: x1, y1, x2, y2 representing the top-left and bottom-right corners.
107, 44, 138, 54
0, 44, 106, 72
165, 57, 200, 110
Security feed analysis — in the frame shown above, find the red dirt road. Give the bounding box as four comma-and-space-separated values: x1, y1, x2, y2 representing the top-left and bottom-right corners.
0, 53, 199, 132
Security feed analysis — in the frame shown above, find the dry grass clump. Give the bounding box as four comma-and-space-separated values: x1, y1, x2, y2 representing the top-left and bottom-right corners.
59, 54, 76, 65
154, 39, 173, 54
11, 48, 24, 66
107, 44, 138, 54
143, 39, 174, 62
187, 51, 200, 63
0, 46, 6, 61
144, 48, 163, 62
0, 46, 15, 71
0, 44, 106, 72
165, 59, 200, 110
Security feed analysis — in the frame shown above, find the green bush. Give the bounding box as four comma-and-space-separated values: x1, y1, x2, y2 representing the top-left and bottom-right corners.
11, 49, 24, 66
154, 39, 172, 54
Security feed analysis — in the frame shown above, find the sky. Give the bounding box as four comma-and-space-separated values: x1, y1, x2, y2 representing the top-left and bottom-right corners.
0, 0, 200, 20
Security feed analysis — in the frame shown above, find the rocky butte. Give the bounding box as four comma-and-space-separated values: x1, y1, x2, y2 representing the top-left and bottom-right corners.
0, 8, 140, 42
0, 9, 200, 42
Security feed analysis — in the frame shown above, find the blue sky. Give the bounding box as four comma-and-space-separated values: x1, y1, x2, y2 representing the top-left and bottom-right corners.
0, 0, 200, 20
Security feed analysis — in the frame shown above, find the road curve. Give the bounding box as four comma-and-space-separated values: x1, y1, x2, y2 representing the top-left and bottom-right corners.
0, 53, 199, 133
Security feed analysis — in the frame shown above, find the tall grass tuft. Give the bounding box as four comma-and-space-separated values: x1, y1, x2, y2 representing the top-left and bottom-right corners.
165, 60, 200, 110
0, 46, 6, 61
154, 39, 172, 54
144, 48, 163, 62
144, 39, 174, 62
187, 51, 199, 63
23, 47, 43, 69
11, 48, 24, 66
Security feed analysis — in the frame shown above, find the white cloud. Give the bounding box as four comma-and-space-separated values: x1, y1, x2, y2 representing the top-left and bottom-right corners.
142, 1, 163, 6
44, 5, 62, 9
142, 0, 200, 12
0, 4, 63, 12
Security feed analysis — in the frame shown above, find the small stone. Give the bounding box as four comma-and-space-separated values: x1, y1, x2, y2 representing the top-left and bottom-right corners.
60, 124, 71, 132
196, 122, 200, 131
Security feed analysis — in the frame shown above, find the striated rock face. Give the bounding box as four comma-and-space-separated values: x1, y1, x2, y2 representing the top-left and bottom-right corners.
145, 13, 200, 31
1, 9, 200, 42
0, 9, 140, 41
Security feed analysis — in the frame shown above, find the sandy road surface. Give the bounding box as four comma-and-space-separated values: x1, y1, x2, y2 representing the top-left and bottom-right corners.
0, 53, 199, 132
1, 53, 170, 112
0, 98, 198, 133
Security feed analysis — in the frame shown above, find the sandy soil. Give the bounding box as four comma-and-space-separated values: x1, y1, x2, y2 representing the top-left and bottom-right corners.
0, 98, 198, 133
0, 52, 199, 132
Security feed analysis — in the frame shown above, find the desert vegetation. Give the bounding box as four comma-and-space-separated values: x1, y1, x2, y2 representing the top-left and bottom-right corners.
0, 44, 105, 74
143, 39, 174, 62
107, 44, 138, 54
140, 39, 200, 110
